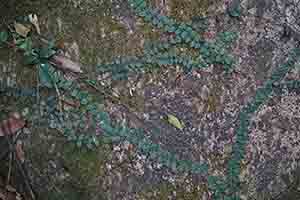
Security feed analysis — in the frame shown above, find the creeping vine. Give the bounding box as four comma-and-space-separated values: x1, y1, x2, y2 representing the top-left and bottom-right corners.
2, 1, 300, 199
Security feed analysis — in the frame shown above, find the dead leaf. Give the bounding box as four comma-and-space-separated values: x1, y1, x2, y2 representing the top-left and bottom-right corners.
5, 185, 16, 193
167, 114, 184, 130
0, 176, 4, 187
68, 42, 80, 61
15, 141, 25, 163
16, 193, 22, 200
1, 187, 17, 200
0, 185, 21, 200
62, 98, 80, 109
28, 14, 41, 35
0, 113, 26, 137
128, 144, 134, 152
0, 189, 6, 200
14, 22, 31, 37
0, 191, 6, 200
55, 38, 66, 50
50, 54, 83, 73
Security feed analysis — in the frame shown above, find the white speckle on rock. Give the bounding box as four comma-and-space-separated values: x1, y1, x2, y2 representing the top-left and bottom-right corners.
200, 85, 210, 100
134, 161, 144, 175
277, 93, 300, 118
123, 140, 131, 150
113, 145, 121, 152
106, 163, 112, 170
22, 107, 30, 117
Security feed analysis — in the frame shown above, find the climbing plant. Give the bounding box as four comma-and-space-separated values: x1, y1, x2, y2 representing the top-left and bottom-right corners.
209, 48, 300, 199
96, 0, 238, 80
2, 0, 300, 199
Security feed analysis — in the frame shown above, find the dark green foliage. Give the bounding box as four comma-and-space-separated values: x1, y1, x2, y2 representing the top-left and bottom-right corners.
0, 86, 37, 97
276, 80, 300, 91
1, 28, 58, 87
191, 16, 209, 32
216, 31, 238, 46
39, 63, 57, 87
0, 31, 9, 44
96, 0, 238, 80
227, 2, 241, 18
223, 48, 300, 198
3, 4, 300, 199
97, 56, 145, 80
10, 56, 210, 172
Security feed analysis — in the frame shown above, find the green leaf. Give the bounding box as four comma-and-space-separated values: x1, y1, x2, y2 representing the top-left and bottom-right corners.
78, 91, 89, 101
24, 54, 39, 65
215, 55, 223, 63
18, 38, 32, 52
224, 56, 233, 66
86, 142, 93, 149
85, 79, 97, 86
76, 140, 82, 148
93, 137, 100, 146
59, 79, 73, 89
64, 128, 71, 135
47, 39, 56, 49
38, 47, 56, 58
39, 63, 55, 87
71, 88, 80, 97
0, 31, 8, 43
201, 47, 210, 57
181, 31, 188, 39
80, 98, 89, 105
67, 135, 73, 141
167, 114, 184, 130
228, 4, 241, 17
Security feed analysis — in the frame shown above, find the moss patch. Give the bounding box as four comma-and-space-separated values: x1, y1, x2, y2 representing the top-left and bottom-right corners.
169, 0, 211, 21
138, 182, 208, 200
61, 143, 110, 186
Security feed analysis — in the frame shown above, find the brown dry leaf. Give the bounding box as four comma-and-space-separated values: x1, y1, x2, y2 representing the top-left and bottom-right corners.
15, 141, 25, 163
1, 185, 20, 200
0, 189, 5, 200
50, 54, 83, 73
15, 193, 22, 200
127, 144, 134, 152
5, 185, 16, 193
62, 98, 80, 110
28, 14, 41, 35
0, 113, 26, 137
14, 22, 31, 37
2, 191, 17, 200
68, 42, 80, 61
0, 176, 4, 187
55, 38, 66, 50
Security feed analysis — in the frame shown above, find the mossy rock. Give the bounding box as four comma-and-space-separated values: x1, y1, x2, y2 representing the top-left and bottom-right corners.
170, 0, 211, 21
61, 143, 110, 185
138, 182, 207, 200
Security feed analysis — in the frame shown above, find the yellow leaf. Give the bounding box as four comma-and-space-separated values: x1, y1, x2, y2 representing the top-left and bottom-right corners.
14, 22, 31, 37
167, 114, 184, 130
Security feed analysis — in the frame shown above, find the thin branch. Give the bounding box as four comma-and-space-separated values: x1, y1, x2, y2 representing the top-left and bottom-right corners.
6, 152, 12, 186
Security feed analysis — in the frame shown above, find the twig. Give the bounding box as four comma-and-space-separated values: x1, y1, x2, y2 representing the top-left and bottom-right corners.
6, 152, 12, 186
36, 65, 41, 127
83, 79, 164, 138
3, 114, 36, 200
53, 81, 63, 114
30, 165, 66, 200
0, 149, 9, 161
14, 155, 36, 200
